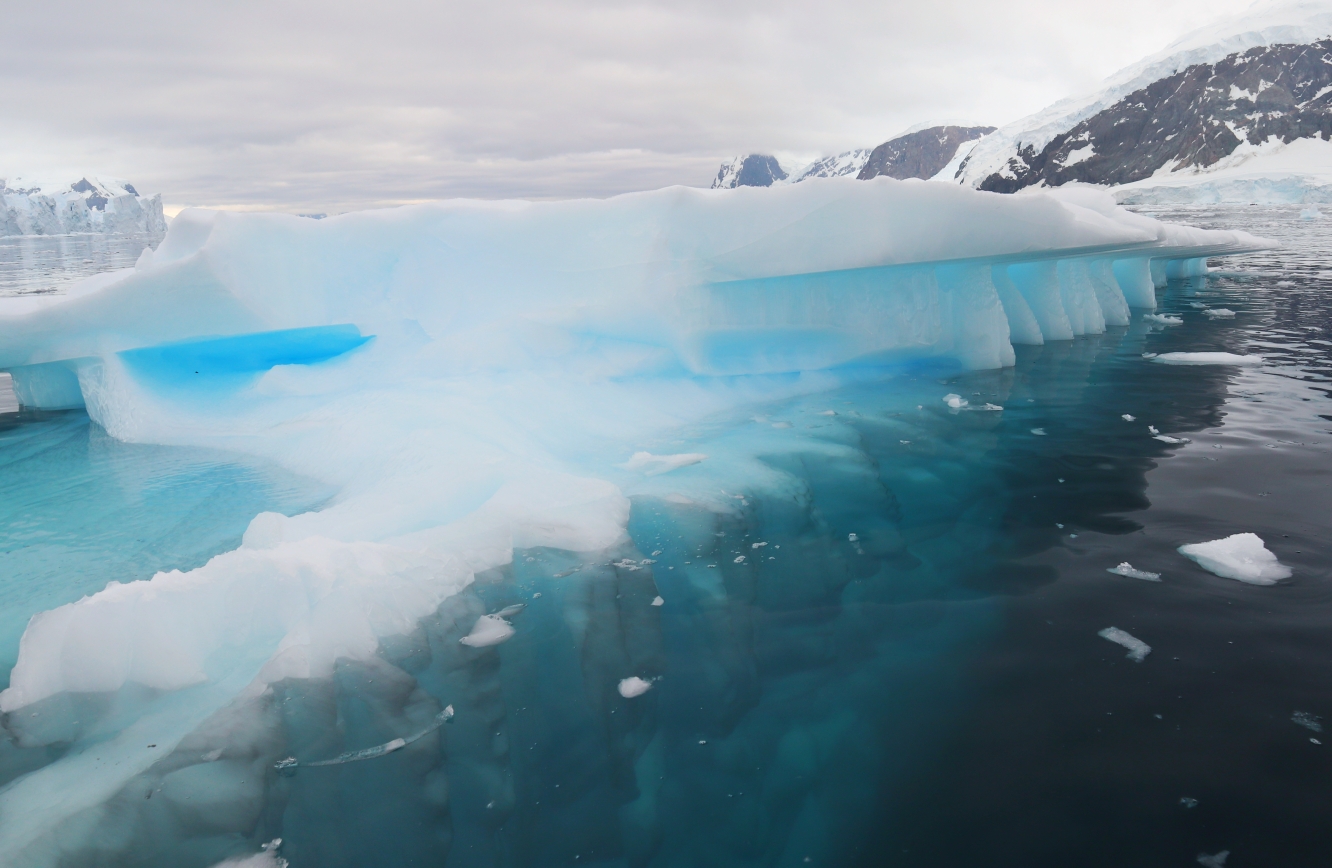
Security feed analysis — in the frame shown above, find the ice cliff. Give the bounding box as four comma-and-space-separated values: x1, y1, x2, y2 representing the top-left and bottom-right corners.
1, 175, 168, 237
0, 179, 1268, 865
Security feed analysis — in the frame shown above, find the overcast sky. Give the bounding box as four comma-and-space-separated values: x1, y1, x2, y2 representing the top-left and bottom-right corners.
0, 0, 1254, 213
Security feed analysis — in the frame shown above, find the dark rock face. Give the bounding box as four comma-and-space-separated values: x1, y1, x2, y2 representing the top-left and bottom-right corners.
858, 126, 996, 181
976, 40, 1332, 193
713, 154, 789, 189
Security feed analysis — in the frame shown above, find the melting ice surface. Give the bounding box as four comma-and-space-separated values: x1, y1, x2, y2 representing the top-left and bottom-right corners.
2, 184, 1330, 867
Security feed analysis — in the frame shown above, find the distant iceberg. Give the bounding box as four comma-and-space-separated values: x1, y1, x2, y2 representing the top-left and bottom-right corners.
1, 175, 167, 237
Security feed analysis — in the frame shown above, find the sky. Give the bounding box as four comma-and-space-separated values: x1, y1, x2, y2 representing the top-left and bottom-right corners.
0, 0, 1256, 214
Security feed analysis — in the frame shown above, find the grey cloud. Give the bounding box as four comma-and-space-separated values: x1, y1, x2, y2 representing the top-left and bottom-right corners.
0, 0, 1252, 211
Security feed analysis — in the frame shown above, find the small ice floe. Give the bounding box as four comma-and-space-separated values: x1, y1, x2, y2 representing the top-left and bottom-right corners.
1203, 308, 1236, 319
1151, 352, 1262, 366
1144, 313, 1183, 325
943, 393, 968, 410
618, 676, 653, 698
1107, 562, 1162, 582
1121, 414, 1136, 421
1155, 434, 1191, 444
1148, 425, 1159, 435
619, 451, 708, 476
1300, 205, 1322, 220
1292, 711, 1324, 733
1197, 851, 1229, 868
460, 613, 517, 647
979, 402, 1003, 411
847, 533, 859, 542
613, 558, 643, 571
752, 541, 767, 549
1031, 427, 1047, 436
1141, 352, 1158, 359
651, 595, 664, 606
1178, 533, 1292, 584
733, 555, 746, 563
1180, 797, 1198, 808
1098, 627, 1151, 662
1189, 302, 1209, 309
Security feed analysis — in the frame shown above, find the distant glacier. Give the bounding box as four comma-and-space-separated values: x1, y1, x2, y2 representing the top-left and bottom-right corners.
1, 176, 167, 237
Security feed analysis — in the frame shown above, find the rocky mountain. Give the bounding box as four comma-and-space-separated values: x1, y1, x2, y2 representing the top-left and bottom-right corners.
858, 125, 994, 181
1, 176, 167, 236
957, 0, 1332, 200
712, 125, 994, 190
712, 155, 788, 188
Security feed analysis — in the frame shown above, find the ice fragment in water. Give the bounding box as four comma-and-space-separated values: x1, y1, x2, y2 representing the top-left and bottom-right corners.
1098, 627, 1151, 662
651, 596, 664, 606
733, 555, 745, 563
1148, 425, 1159, 434
818, 409, 837, 416
209, 840, 287, 867
619, 451, 708, 476
980, 403, 1003, 411
1180, 797, 1198, 808
1107, 563, 1161, 582
459, 614, 516, 647
1143, 313, 1183, 325
1203, 308, 1236, 319
1031, 428, 1046, 435
1300, 206, 1322, 220
1292, 711, 1323, 733
618, 676, 653, 698
752, 541, 767, 548
1197, 851, 1229, 868
1189, 302, 1209, 309
847, 533, 858, 542
1121, 414, 1135, 421
1152, 352, 1262, 365
943, 393, 968, 409
1154, 434, 1190, 444
1178, 533, 1291, 584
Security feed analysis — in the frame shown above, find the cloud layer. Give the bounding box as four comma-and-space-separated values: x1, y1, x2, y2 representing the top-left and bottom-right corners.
0, 0, 1253, 211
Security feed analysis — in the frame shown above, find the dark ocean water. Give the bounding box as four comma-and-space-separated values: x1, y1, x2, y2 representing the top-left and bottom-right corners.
0, 206, 1328, 868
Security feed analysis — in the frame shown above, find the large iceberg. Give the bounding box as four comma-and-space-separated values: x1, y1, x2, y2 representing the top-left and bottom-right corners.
0, 178, 1268, 865
1, 176, 168, 237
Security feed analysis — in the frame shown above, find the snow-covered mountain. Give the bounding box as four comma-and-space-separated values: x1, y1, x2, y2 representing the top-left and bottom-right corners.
712, 125, 993, 189
956, 0, 1332, 202
1, 176, 167, 236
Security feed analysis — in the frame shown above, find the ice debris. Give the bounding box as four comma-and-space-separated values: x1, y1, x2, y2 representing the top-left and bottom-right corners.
1152, 352, 1262, 365
1300, 206, 1322, 221
1178, 533, 1291, 585
619, 451, 708, 476
1107, 563, 1161, 582
618, 676, 653, 698
459, 614, 517, 647
209, 840, 287, 868
1031, 427, 1046, 436
1154, 434, 1190, 444
1121, 414, 1135, 421
1180, 797, 1198, 808
1197, 851, 1229, 868
1189, 302, 1209, 309
1098, 627, 1151, 662
275, 706, 454, 775
1144, 313, 1183, 325
943, 394, 968, 410
1292, 711, 1323, 733
651, 596, 664, 606
1202, 308, 1236, 319
1148, 425, 1159, 434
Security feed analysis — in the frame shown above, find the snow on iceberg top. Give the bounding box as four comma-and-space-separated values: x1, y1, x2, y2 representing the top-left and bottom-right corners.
958, 0, 1332, 187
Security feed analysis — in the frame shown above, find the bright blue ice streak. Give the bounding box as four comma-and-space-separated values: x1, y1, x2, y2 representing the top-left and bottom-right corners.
118, 324, 373, 388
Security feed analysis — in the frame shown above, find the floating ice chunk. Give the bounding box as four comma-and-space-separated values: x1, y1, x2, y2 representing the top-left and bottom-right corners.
1180, 797, 1198, 808
847, 533, 859, 542
1154, 434, 1190, 444
209, 840, 287, 867
1121, 414, 1136, 421
1148, 425, 1159, 434
1152, 352, 1262, 365
752, 541, 767, 548
1178, 533, 1291, 584
459, 614, 516, 647
943, 393, 968, 409
1292, 711, 1323, 733
1203, 308, 1236, 319
618, 676, 653, 698
1141, 352, 1158, 359
733, 555, 746, 563
1300, 206, 1322, 221
1144, 313, 1183, 325
651, 596, 664, 606
1189, 302, 1209, 309
1098, 627, 1151, 662
619, 451, 708, 476
1107, 562, 1162, 582
1031, 427, 1046, 435
980, 402, 1003, 411
1197, 851, 1229, 868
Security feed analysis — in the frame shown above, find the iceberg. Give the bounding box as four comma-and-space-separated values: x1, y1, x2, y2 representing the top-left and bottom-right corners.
1, 176, 167, 237
0, 179, 1271, 864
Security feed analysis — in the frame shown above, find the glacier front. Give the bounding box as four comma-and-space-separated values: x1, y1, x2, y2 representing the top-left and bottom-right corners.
0, 178, 1269, 866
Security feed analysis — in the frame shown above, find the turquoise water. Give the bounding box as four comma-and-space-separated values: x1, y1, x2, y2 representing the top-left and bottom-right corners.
0, 206, 1329, 866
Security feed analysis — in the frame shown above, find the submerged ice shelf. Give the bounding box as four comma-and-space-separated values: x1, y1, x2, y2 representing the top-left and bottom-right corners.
0, 179, 1275, 866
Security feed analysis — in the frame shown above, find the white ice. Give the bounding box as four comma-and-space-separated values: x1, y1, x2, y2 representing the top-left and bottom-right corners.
1107, 563, 1162, 582
1098, 627, 1152, 662
1143, 313, 1183, 325
618, 676, 653, 698
1152, 352, 1263, 365
459, 614, 517, 647
1202, 308, 1236, 319
1178, 533, 1291, 585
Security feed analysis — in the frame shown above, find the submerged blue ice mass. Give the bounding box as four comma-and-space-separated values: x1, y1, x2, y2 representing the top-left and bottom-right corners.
0, 179, 1276, 866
